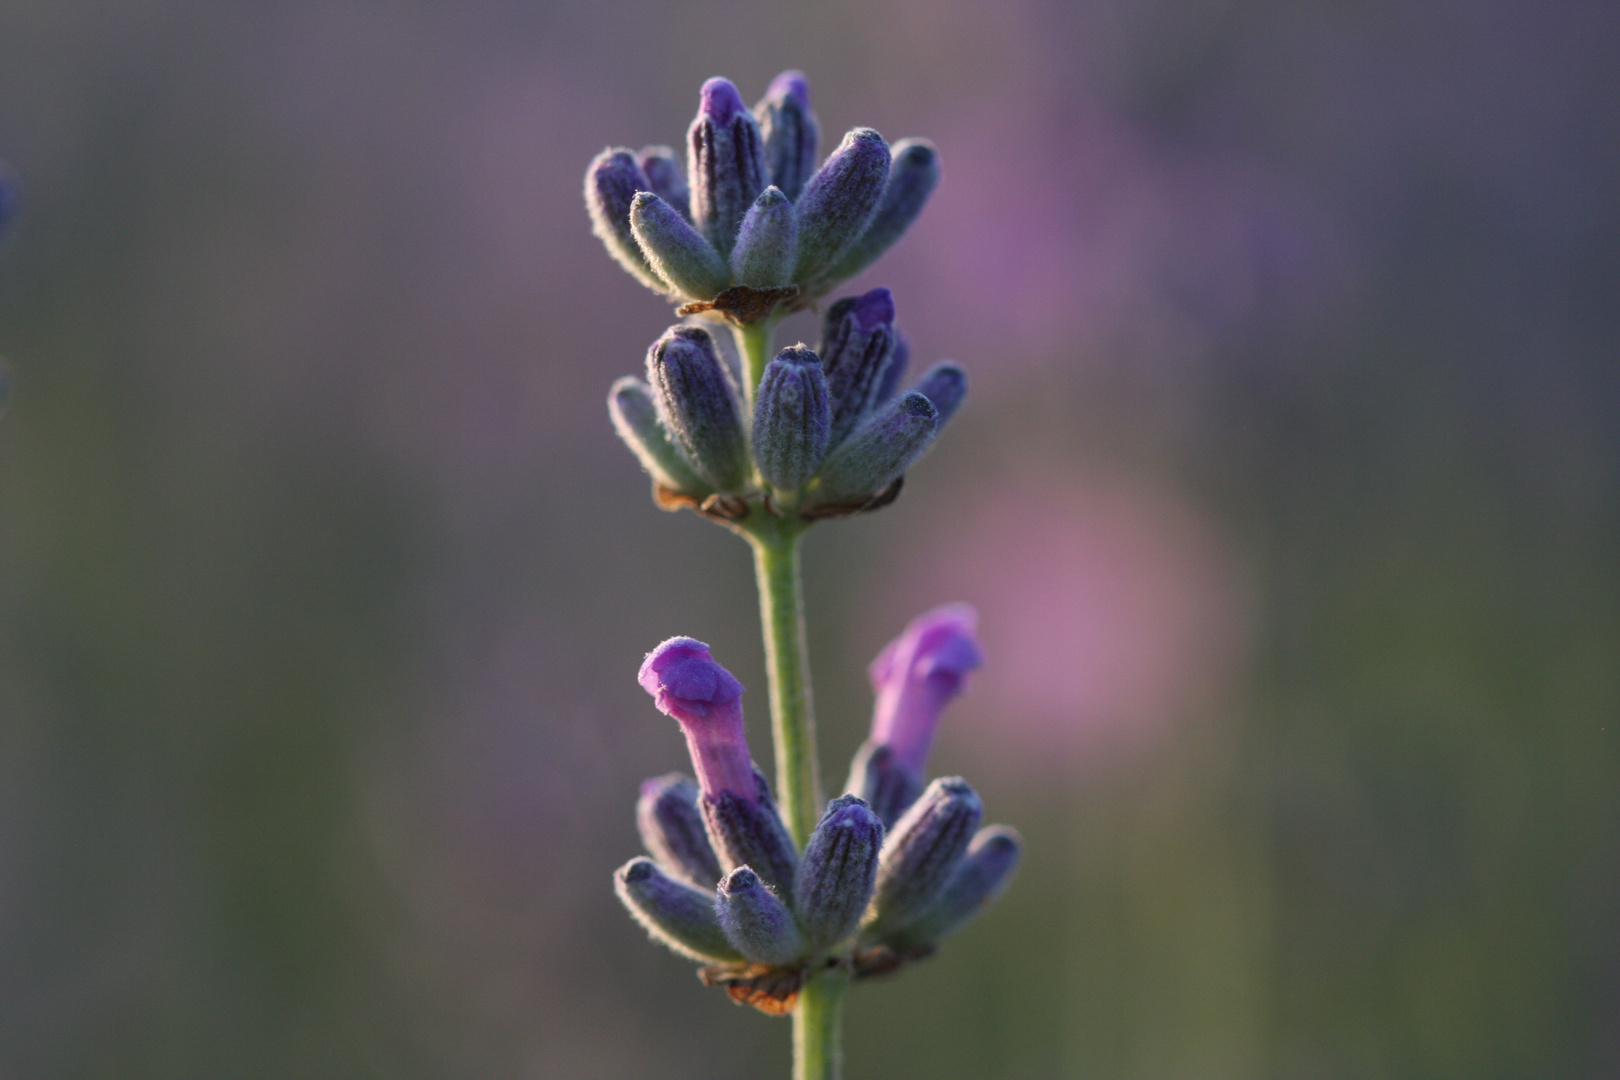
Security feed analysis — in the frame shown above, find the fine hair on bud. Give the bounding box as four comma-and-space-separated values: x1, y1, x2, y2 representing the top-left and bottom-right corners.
646, 326, 749, 491
816, 138, 941, 287
638, 145, 690, 221
864, 776, 983, 940
630, 191, 731, 301
845, 740, 924, 829
700, 768, 800, 895
615, 857, 743, 964
874, 332, 910, 406
729, 186, 798, 287
888, 825, 1023, 950
752, 345, 831, 492
584, 149, 667, 291
716, 866, 804, 966
795, 795, 885, 953
638, 774, 724, 889
813, 391, 938, 506
608, 377, 710, 499
819, 289, 899, 447
793, 128, 890, 283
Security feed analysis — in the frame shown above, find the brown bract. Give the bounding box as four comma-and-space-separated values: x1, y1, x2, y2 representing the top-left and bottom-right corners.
678, 284, 801, 326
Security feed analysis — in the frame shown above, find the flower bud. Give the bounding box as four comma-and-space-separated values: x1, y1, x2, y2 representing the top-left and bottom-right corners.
630, 191, 731, 302
584, 148, 666, 291
844, 740, 923, 829
638, 145, 690, 222
637, 773, 723, 890
812, 391, 938, 506
793, 128, 890, 283
794, 795, 884, 953
815, 138, 940, 287
607, 376, 710, 499
700, 769, 800, 896
638, 636, 753, 799
715, 866, 803, 966
615, 857, 742, 964
752, 345, 830, 492
754, 70, 819, 202
729, 186, 798, 287
873, 331, 910, 406
646, 326, 748, 491
864, 777, 983, 939
911, 361, 968, 429
887, 826, 1022, 950
688, 77, 768, 259
819, 288, 900, 447
869, 604, 982, 775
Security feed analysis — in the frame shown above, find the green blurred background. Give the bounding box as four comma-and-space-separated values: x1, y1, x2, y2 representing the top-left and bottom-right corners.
0, 1, 1615, 1077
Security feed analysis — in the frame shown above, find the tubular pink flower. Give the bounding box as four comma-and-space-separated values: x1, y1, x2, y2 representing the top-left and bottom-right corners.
638, 637, 756, 801
868, 604, 983, 774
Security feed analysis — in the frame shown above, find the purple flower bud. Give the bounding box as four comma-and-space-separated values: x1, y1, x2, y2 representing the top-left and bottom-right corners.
815, 138, 941, 287
863, 777, 983, 940
629, 191, 731, 302
700, 768, 800, 896
819, 287, 900, 447
637, 773, 724, 889
793, 128, 890, 283
608, 376, 711, 499
715, 866, 803, 966
645, 326, 748, 491
729, 186, 798, 287
868, 603, 982, 775
615, 856, 743, 964
752, 345, 831, 492
688, 77, 768, 259
873, 331, 910, 406
755, 70, 819, 202
844, 740, 923, 829
812, 391, 938, 505
638, 145, 690, 222
910, 362, 968, 429
584, 148, 666, 291
794, 795, 884, 953
638, 637, 753, 800
887, 825, 1022, 950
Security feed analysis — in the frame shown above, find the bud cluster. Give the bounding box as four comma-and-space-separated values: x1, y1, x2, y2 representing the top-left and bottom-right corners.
608, 287, 966, 522
586, 72, 940, 319
617, 616, 1019, 1014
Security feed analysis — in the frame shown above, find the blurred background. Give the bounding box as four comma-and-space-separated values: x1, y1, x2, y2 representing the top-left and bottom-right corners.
0, 0, 1615, 1076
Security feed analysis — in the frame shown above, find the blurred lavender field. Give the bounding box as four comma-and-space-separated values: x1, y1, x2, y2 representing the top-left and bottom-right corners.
0, 0, 1615, 1076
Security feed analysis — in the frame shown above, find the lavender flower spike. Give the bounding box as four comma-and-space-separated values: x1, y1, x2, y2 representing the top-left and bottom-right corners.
793, 127, 890, 283
870, 603, 982, 775
646, 326, 748, 491
584, 149, 666, 291
752, 345, 831, 493
615, 857, 744, 964
638, 773, 724, 889
639, 637, 754, 800
638, 638, 799, 892
716, 866, 804, 966
729, 186, 798, 287
811, 391, 938, 506
629, 191, 731, 302
688, 77, 768, 259
754, 70, 819, 202
815, 138, 941, 288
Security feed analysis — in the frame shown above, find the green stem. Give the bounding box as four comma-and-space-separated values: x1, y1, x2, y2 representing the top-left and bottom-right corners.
736, 317, 776, 405
747, 520, 820, 846
793, 975, 847, 1080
